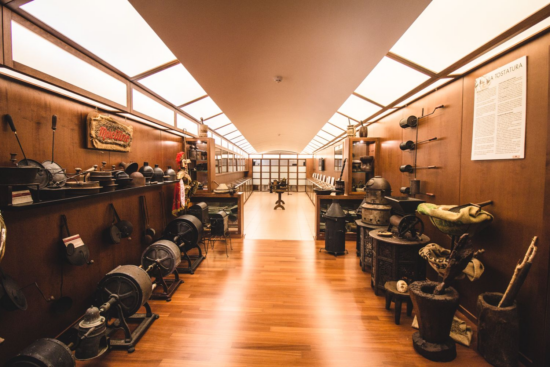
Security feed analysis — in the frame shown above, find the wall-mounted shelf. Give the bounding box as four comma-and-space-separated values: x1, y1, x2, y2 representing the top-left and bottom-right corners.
1, 181, 177, 212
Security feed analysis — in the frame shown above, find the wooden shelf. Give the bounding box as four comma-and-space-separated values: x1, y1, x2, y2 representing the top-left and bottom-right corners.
1, 181, 177, 211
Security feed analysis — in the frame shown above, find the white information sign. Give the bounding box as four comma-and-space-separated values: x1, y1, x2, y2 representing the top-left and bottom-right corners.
471, 56, 527, 160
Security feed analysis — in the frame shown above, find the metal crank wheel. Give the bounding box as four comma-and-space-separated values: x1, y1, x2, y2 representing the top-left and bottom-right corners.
398, 215, 424, 238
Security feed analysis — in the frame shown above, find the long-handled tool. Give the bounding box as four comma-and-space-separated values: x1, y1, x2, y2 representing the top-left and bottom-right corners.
4, 114, 51, 188
42, 115, 67, 187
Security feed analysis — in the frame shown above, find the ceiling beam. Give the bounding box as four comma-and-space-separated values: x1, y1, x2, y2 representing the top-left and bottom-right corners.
385, 52, 436, 77
203, 112, 223, 121
352, 92, 385, 108
177, 94, 208, 108
336, 111, 360, 123
131, 59, 180, 81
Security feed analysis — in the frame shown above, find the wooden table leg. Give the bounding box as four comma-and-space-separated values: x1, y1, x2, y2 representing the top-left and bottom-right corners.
394, 298, 403, 325
385, 292, 392, 310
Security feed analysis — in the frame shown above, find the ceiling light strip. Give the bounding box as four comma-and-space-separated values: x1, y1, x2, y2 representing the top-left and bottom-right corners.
352, 92, 385, 108
203, 112, 223, 121
327, 122, 345, 131
130, 59, 180, 81
177, 94, 208, 108
336, 111, 361, 123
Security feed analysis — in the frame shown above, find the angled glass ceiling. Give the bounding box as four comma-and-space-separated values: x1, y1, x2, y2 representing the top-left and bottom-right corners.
21, 0, 176, 77
322, 122, 345, 137
204, 114, 231, 130
216, 123, 237, 136
390, 0, 549, 73
329, 113, 353, 130
132, 89, 174, 125
180, 97, 222, 121
338, 95, 381, 121
316, 130, 335, 141
396, 78, 452, 107
355, 57, 430, 106
138, 64, 206, 106
226, 131, 242, 140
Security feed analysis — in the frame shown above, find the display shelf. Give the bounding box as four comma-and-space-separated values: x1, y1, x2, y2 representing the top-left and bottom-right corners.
314, 194, 363, 240
191, 192, 244, 237
0, 181, 177, 211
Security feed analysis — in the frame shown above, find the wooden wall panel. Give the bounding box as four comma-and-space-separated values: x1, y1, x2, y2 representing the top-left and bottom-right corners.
458, 38, 549, 365
0, 75, 181, 363
311, 144, 341, 180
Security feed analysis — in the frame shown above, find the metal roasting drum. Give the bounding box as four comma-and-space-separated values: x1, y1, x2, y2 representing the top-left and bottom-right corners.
361, 176, 392, 226
210, 210, 228, 237
188, 202, 210, 228
141, 240, 181, 278
164, 214, 203, 248
5, 338, 76, 367
96, 265, 152, 317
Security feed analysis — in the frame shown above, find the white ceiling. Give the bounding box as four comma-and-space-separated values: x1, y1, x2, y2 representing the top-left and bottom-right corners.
130, 0, 430, 152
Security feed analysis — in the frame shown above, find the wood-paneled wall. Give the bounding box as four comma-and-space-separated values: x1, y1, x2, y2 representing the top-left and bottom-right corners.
313, 34, 550, 365
0, 75, 183, 363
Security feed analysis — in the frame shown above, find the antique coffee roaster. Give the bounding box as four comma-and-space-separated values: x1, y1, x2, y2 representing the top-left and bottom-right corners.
361, 176, 392, 226
321, 200, 348, 256
94, 265, 157, 353
141, 240, 183, 301
210, 210, 229, 237
189, 202, 210, 228
163, 214, 204, 274
386, 196, 425, 240
6, 338, 75, 366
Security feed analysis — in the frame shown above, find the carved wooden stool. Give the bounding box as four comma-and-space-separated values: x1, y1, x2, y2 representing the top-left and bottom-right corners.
384, 281, 413, 325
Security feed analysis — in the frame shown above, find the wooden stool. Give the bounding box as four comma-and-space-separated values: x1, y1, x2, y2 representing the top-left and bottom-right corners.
274, 190, 285, 210
384, 281, 413, 325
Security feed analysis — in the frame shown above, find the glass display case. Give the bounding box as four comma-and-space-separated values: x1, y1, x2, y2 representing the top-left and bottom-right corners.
186, 138, 210, 191
315, 195, 363, 240
346, 138, 379, 195
334, 143, 343, 172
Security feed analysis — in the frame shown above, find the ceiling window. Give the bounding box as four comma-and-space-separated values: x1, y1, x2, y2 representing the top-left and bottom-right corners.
21, 0, 176, 77
355, 57, 430, 106
396, 78, 452, 107
316, 130, 335, 141
139, 64, 206, 106
132, 89, 174, 125
180, 97, 222, 120
329, 113, 352, 130
226, 131, 242, 140
322, 122, 344, 136
338, 95, 381, 121
11, 21, 127, 106
204, 114, 231, 130
176, 114, 198, 135
216, 123, 238, 136
390, 0, 549, 73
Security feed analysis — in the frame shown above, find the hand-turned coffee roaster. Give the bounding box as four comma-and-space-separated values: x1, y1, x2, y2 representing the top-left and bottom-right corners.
94, 265, 157, 353
320, 200, 348, 256
164, 215, 204, 274
6, 338, 76, 366
386, 196, 425, 240
361, 176, 392, 226
189, 202, 210, 228
141, 240, 183, 301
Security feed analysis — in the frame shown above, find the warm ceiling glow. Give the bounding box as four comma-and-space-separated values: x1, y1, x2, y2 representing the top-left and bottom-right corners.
216, 123, 238, 136
367, 108, 398, 122
139, 64, 206, 106
204, 114, 231, 129
132, 89, 174, 125
118, 113, 168, 130
396, 78, 452, 107
453, 17, 550, 75
11, 21, 127, 106
338, 95, 381, 121
316, 130, 335, 141
21, 0, 176, 77
322, 122, 344, 136
180, 96, 222, 120
355, 57, 430, 106
390, 0, 549, 72
176, 114, 198, 135
0, 67, 119, 112
226, 131, 242, 140
329, 113, 352, 130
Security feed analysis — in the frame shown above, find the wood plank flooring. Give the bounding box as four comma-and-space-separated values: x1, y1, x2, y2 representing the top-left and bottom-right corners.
80, 237, 490, 366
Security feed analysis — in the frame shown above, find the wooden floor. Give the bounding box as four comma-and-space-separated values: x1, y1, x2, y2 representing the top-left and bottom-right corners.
80, 238, 490, 366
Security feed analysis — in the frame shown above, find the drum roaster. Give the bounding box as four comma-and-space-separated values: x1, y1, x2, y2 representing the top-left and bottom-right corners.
164, 215, 204, 274
94, 265, 157, 353
361, 176, 392, 226
320, 200, 348, 256
385, 196, 425, 240
210, 210, 228, 237
6, 338, 76, 366
141, 240, 183, 301
189, 202, 210, 228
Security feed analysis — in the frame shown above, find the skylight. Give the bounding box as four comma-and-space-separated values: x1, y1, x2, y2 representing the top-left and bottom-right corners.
316, 130, 335, 141
390, 0, 549, 73
176, 114, 198, 135
329, 113, 353, 130
204, 114, 231, 130
338, 95, 381, 121
132, 89, 174, 125
21, 0, 176, 77
11, 21, 127, 106
226, 131, 242, 140
322, 122, 345, 137
138, 64, 206, 106
216, 123, 238, 136
180, 97, 222, 120
396, 78, 452, 107
355, 57, 430, 106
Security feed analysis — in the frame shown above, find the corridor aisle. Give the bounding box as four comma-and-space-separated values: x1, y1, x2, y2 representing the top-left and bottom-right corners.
244, 192, 316, 240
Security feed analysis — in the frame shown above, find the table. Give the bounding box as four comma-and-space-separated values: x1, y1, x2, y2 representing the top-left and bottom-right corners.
370, 229, 430, 296
384, 281, 413, 325
355, 220, 385, 272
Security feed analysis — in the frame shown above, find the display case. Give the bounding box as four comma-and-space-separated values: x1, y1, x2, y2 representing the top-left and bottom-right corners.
185, 138, 215, 192
306, 179, 323, 203
234, 178, 253, 203
348, 138, 379, 194
190, 192, 244, 237
315, 195, 363, 240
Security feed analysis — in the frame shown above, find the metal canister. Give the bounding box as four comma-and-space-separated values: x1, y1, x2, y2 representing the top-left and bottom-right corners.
361, 202, 392, 226
75, 306, 108, 360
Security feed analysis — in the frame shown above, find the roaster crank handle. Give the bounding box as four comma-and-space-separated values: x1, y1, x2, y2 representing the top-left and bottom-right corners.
99, 297, 117, 313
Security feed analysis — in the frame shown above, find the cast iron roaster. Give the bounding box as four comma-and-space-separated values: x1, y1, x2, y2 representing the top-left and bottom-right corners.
139, 162, 154, 185
112, 169, 133, 188
0, 268, 27, 311
152, 164, 164, 183
104, 204, 133, 244
4, 114, 51, 188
